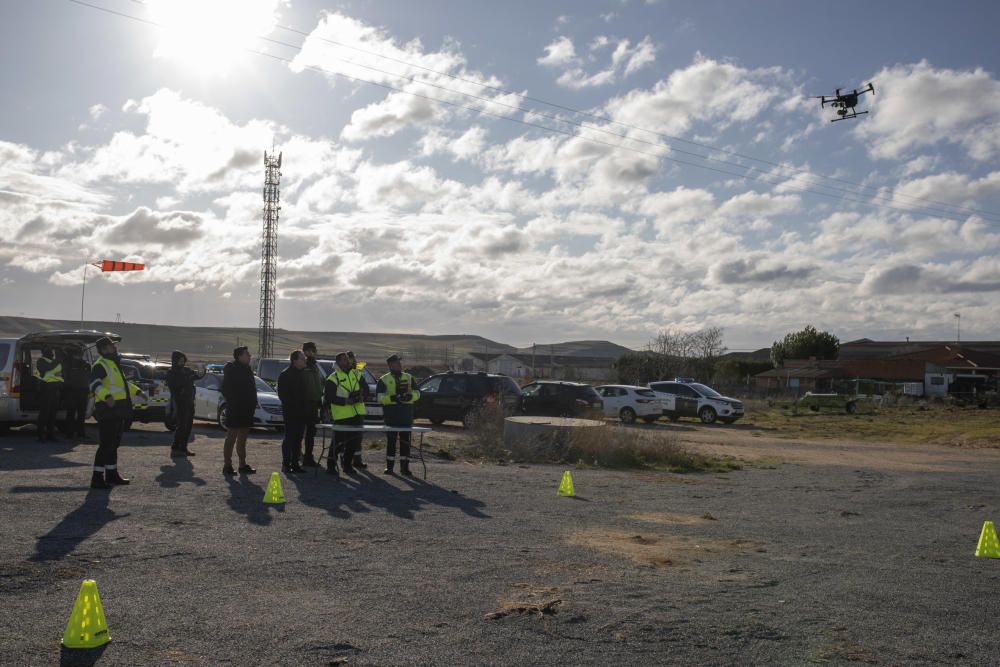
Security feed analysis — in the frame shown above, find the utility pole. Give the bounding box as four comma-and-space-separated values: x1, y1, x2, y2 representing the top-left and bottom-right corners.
258, 149, 282, 360
954, 313, 961, 343
531, 343, 536, 379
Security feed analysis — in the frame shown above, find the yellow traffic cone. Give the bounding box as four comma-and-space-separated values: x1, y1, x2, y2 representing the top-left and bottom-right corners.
975, 521, 1000, 558
263, 471, 285, 504
62, 579, 110, 649
557, 471, 575, 497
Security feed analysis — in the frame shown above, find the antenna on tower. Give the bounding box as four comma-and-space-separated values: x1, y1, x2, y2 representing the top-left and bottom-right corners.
258, 148, 282, 359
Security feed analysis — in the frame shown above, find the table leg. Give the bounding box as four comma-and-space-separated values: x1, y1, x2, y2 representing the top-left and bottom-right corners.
316, 427, 327, 478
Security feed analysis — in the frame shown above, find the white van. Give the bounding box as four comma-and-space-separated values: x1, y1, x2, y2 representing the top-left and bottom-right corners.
0, 330, 121, 431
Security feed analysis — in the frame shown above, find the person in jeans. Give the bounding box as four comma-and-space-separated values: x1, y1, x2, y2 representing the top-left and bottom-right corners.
300, 342, 324, 467
221, 346, 257, 476
277, 350, 308, 474
166, 350, 198, 457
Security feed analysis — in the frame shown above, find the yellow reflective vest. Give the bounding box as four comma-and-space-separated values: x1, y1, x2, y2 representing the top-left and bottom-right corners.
326, 368, 366, 421
92, 356, 128, 402
33, 357, 64, 383
378, 371, 420, 405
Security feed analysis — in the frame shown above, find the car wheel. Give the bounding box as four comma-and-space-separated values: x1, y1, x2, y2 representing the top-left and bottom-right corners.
641, 416, 659, 423
699, 406, 717, 424
619, 407, 637, 424
217, 405, 228, 431
429, 417, 446, 425
461, 410, 474, 429
845, 402, 857, 414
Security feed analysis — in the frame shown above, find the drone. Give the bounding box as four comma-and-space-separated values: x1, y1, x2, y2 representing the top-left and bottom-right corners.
816, 82, 875, 122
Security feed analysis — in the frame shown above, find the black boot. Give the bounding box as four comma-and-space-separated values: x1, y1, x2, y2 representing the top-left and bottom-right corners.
400, 462, 413, 477
354, 455, 367, 469
106, 470, 130, 485
90, 472, 111, 489
326, 462, 339, 476
301, 453, 317, 467
384, 462, 395, 475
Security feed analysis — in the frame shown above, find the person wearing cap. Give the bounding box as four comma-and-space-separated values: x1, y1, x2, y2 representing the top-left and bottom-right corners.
376, 354, 420, 476
166, 350, 199, 457
300, 342, 324, 467
33, 346, 64, 442
88, 337, 132, 489
221, 346, 257, 476
346, 350, 370, 469
323, 351, 366, 476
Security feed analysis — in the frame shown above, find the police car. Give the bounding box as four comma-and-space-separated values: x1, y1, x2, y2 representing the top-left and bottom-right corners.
647, 380, 744, 424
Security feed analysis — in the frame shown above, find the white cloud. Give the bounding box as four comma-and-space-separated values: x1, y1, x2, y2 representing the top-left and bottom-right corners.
543, 36, 657, 89
88, 104, 107, 120
291, 13, 522, 141
537, 36, 578, 67
856, 60, 1000, 161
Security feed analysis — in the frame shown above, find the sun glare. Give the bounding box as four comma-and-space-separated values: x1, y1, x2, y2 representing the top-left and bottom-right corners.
147, 0, 282, 75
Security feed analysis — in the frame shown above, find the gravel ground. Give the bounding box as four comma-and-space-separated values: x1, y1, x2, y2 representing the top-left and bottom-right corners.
2, 421, 999, 666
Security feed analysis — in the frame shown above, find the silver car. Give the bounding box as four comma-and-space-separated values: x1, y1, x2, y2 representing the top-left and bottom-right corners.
193, 372, 285, 430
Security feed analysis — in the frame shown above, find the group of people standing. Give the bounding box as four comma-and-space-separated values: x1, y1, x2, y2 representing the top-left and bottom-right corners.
277, 344, 420, 477
36, 337, 423, 488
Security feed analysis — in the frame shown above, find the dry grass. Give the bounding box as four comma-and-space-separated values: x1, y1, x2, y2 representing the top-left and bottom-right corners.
461, 404, 739, 472
743, 400, 1000, 447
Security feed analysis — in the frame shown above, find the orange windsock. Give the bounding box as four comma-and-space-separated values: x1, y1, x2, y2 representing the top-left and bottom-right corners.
96, 260, 145, 272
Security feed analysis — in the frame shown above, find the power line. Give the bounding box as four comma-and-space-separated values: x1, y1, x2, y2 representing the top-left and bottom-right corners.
269, 19, 1000, 222
68, 0, 1000, 225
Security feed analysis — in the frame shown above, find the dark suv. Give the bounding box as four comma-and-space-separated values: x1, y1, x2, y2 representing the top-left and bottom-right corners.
415, 372, 523, 427
520, 381, 604, 417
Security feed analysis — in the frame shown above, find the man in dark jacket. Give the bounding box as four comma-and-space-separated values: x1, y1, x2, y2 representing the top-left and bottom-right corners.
300, 342, 324, 467
166, 350, 198, 458
221, 346, 257, 476
277, 350, 308, 474
61, 348, 90, 438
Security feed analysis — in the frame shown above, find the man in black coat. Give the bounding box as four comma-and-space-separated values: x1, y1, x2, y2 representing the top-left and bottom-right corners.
220, 346, 257, 476
61, 348, 90, 438
166, 350, 198, 458
277, 350, 308, 474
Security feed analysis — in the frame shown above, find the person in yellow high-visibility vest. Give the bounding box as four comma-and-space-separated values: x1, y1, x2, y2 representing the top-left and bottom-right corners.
322, 352, 366, 476
33, 347, 64, 442
346, 350, 369, 469
88, 337, 132, 489
376, 354, 421, 476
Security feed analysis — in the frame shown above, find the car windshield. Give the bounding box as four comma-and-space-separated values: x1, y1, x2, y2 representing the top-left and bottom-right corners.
255, 376, 275, 393
690, 383, 722, 398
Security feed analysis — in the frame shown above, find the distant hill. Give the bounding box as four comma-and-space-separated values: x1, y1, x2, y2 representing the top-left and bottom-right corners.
0, 315, 516, 365
719, 348, 772, 362
511, 340, 635, 359
1, 315, 640, 364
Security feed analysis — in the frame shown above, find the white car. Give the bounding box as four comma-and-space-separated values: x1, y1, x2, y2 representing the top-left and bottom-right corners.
647, 380, 744, 424
193, 372, 285, 430
595, 385, 665, 424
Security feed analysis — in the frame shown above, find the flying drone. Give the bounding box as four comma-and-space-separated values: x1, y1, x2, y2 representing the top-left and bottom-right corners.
816, 82, 875, 122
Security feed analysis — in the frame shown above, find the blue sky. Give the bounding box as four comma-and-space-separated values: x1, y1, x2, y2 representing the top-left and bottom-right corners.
1, 0, 999, 350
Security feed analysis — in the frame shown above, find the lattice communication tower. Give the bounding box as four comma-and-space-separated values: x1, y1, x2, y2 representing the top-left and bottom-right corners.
258, 149, 282, 359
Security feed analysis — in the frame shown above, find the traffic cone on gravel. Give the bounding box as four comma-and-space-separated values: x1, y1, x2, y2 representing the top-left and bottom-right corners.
62, 579, 110, 649
557, 471, 575, 497
975, 521, 1000, 558
263, 472, 285, 504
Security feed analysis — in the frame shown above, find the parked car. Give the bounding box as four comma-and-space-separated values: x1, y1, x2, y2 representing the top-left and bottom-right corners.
647, 380, 744, 424
797, 392, 877, 414
254, 357, 383, 422
0, 329, 118, 431
119, 358, 172, 427
193, 370, 284, 430
520, 381, 603, 418
415, 371, 523, 428
595, 385, 665, 424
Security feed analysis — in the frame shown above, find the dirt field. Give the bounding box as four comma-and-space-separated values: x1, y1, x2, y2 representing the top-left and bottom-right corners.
2, 418, 999, 665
